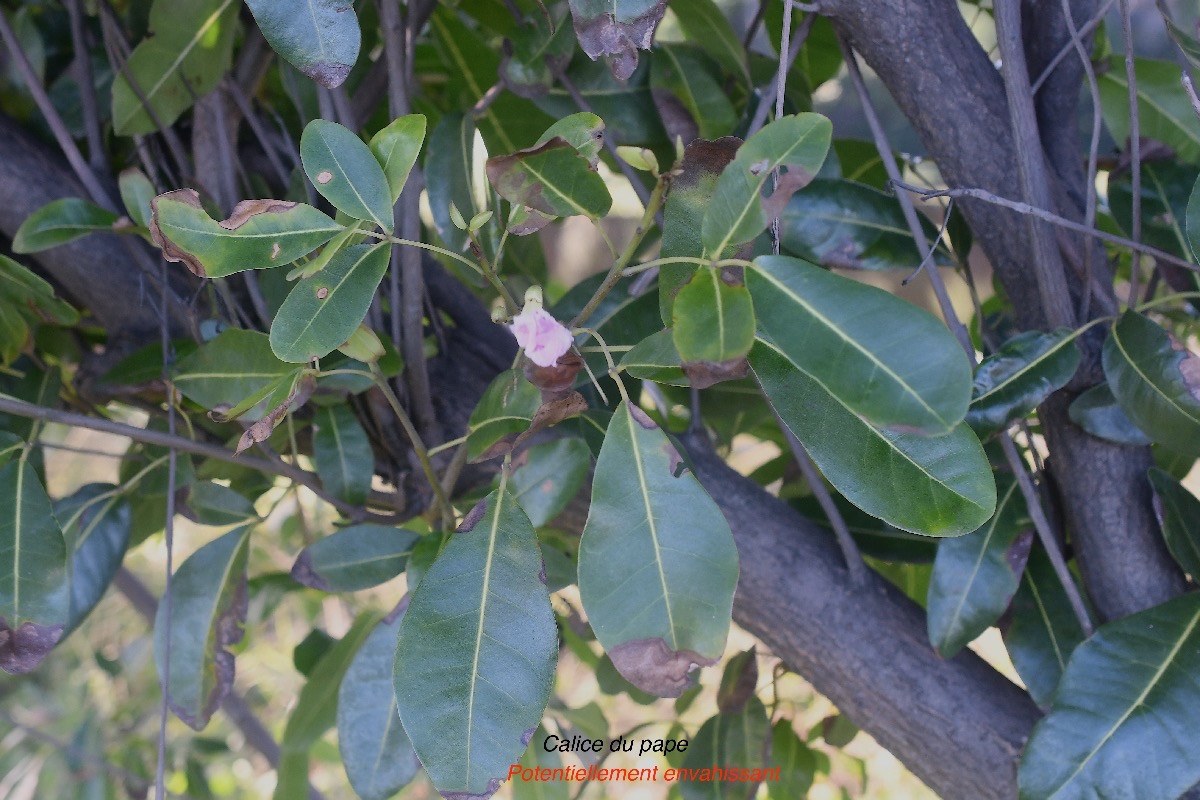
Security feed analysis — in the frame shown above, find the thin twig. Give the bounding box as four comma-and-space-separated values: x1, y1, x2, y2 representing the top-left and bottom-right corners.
65, 0, 108, 173
746, 12, 814, 137
225, 79, 292, 190
1060, 0, 1103, 322
1119, 0, 1143, 309
890, 179, 1200, 274
838, 35, 974, 356
1184, 73, 1200, 122
153, 264, 177, 800
1030, 0, 1118, 94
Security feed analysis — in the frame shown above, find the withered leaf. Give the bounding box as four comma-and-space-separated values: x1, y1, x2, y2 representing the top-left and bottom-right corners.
233, 374, 314, 455
513, 390, 589, 451
219, 199, 298, 230
569, 0, 667, 80
150, 189, 207, 278
0, 618, 63, 674
608, 637, 714, 697
681, 357, 750, 389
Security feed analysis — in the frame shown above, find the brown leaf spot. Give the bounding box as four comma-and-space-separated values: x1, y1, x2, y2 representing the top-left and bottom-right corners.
303, 62, 353, 90
316, 170, 335, 185
0, 618, 64, 674
149, 189, 207, 278
663, 440, 685, 477
608, 637, 716, 697
442, 778, 502, 800
760, 167, 817, 225
172, 575, 247, 730
628, 403, 657, 430
682, 357, 749, 390
316, 287, 330, 300
1179, 350, 1200, 401
524, 351, 582, 393
1005, 530, 1035, 576
513, 390, 589, 450
290, 549, 330, 592
271, 242, 282, 259
571, 0, 667, 80
508, 206, 554, 236
675, 138, 742, 191
486, 138, 576, 216
234, 375, 314, 455
458, 499, 489, 533
748, 158, 770, 176
218, 199, 297, 230
521, 726, 537, 747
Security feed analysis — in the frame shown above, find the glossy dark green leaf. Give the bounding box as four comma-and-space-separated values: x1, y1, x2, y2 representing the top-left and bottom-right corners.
749, 255, 972, 434
0, 257, 79, 365
1188, 172, 1200, 263
509, 438, 591, 527
291, 525, 419, 592
394, 485, 557, 798
1099, 58, 1200, 162
1019, 593, 1200, 800
568, 0, 668, 80
679, 698, 770, 800
620, 328, 689, 386
0, 458, 68, 673
1109, 160, 1198, 265
1068, 383, 1152, 446
1102, 311, 1200, 455
502, 5, 576, 98
369, 114, 427, 204
338, 613, 421, 800
967, 329, 1081, 437
182, 482, 259, 526
486, 139, 612, 219
12, 198, 119, 253
534, 54, 666, 146
154, 526, 250, 729
466, 370, 542, 462
651, 43, 737, 140
110, 0, 238, 135
778, 179, 954, 270
673, 268, 754, 387
578, 400, 739, 696
119, 168, 156, 229
282, 611, 380, 753
1147, 468, 1200, 581
0, 433, 21, 467
513, 729, 569, 800
245, 0, 360, 89
926, 479, 1032, 658
150, 189, 342, 279
766, 721, 816, 800
313, 405, 373, 505
1003, 547, 1088, 709
702, 114, 832, 257
752, 339, 995, 536
271, 242, 391, 363
175, 329, 296, 418
668, 0, 748, 86
659, 137, 741, 323
301, 120, 394, 231
425, 113, 479, 254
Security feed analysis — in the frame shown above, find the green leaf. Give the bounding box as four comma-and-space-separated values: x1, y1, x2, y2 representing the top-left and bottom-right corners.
291, 525, 419, 592
110, 0, 238, 135
509, 438, 591, 527
620, 328, 689, 387
150, 190, 342, 279
1003, 547, 1088, 709
466, 370, 542, 462
650, 43, 738, 140
425, 113, 479, 254
778, 179, 955, 270
0, 257, 79, 365
967, 329, 1081, 437
369, 114, 427, 204
313, 406, 373, 505
748, 255, 972, 434
175, 329, 296, 418
926, 479, 1032, 658
394, 485, 558, 797
534, 56, 665, 146
679, 698, 770, 800
1099, 58, 1200, 162
1147, 468, 1200, 581
1067, 383, 1152, 446
578, 400, 739, 696
270, 242, 391, 363
701, 114, 832, 257
154, 526, 250, 729
282, 611, 380, 753
1189, 172, 1200, 263
245, 0, 360, 89
182, 482, 259, 526
536, 113, 606, 166
486, 139, 612, 219
766, 721, 816, 800
12, 198, 119, 253
752, 339, 995, 536
660, 138, 741, 323
337, 613, 421, 800
1102, 311, 1200, 455
502, 5, 576, 98
119, 168, 156, 229
1019, 594, 1200, 800
668, 0, 749, 87
1109, 160, 1198, 264
672, 268, 755, 387
568, 0, 668, 80
513, 729, 569, 800
0, 458, 69, 673
301, 120, 395, 231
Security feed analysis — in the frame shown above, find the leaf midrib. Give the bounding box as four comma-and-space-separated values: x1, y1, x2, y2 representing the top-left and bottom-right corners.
941, 481, 1020, 645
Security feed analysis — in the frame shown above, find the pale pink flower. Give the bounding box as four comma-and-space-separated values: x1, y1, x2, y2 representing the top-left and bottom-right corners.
509, 306, 573, 367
